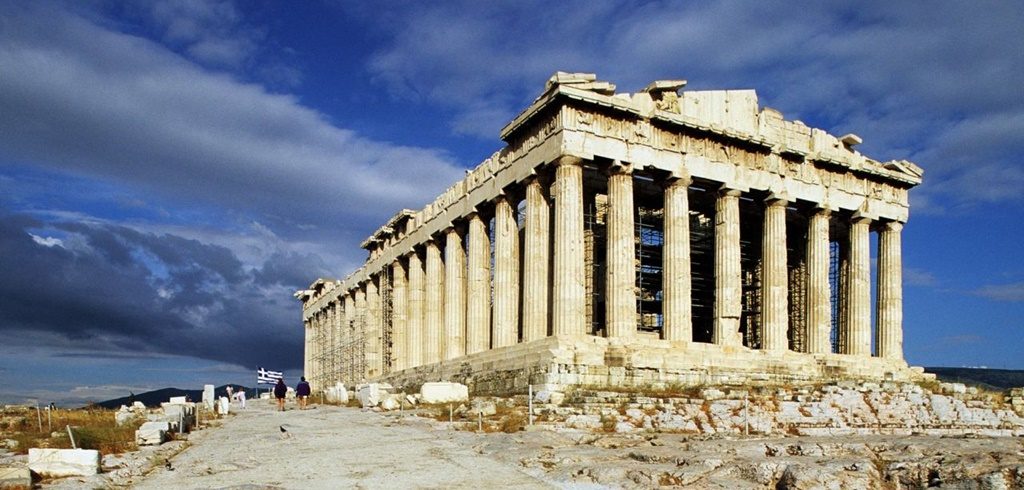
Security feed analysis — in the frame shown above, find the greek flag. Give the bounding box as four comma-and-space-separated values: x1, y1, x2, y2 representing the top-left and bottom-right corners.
257, 367, 283, 385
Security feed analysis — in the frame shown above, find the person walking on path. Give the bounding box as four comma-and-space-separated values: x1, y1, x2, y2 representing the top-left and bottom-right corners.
296, 377, 311, 410
273, 378, 288, 411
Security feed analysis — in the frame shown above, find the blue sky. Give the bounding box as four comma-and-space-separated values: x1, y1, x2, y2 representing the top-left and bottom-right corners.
1, 0, 1022, 406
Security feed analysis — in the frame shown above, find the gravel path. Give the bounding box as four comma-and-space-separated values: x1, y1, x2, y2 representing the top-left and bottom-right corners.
134, 402, 552, 489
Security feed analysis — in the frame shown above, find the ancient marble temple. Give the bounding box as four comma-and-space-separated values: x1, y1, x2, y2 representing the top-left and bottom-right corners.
295, 73, 927, 394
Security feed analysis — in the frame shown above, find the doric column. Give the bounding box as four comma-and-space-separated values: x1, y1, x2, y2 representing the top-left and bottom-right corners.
366, 278, 381, 376
662, 173, 692, 342
355, 287, 367, 380
844, 217, 872, 356
303, 319, 311, 385
424, 240, 444, 364
876, 221, 904, 360
493, 195, 520, 348
522, 176, 550, 342
605, 162, 636, 338
760, 197, 789, 351
406, 251, 425, 368
466, 212, 491, 354
805, 208, 832, 354
331, 301, 340, 384
391, 260, 407, 371
553, 155, 586, 336
713, 188, 743, 346
313, 312, 321, 388
443, 227, 466, 360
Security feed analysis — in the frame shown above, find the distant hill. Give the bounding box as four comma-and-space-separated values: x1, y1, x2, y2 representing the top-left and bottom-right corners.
93, 385, 257, 409
925, 367, 1024, 390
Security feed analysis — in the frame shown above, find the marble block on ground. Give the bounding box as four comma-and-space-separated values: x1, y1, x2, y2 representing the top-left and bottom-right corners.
0, 466, 32, 487
28, 448, 100, 477
135, 421, 169, 446
420, 382, 469, 404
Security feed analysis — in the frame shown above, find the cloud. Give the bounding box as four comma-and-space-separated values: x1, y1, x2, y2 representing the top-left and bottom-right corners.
975, 282, 1024, 302
904, 267, 938, 287
355, 0, 1024, 210
0, 2, 465, 245
0, 211, 326, 371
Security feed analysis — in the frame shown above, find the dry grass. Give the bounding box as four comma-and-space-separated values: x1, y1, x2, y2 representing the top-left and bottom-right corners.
1, 406, 143, 455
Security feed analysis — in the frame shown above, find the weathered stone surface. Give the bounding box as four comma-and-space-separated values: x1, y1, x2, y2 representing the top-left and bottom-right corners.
420, 382, 468, 404
202, 384, 215, 411
0, 466, 32, 488
135, 421, 169, 446
357, 383, 387, 408
324, 383, 349, 403
28, 448, 99, 477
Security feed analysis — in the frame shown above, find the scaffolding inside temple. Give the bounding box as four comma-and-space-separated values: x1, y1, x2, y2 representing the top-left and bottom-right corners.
787, 211, 808, 353
583, 190, 607, 336
313, 312, 328, 390
380, 265, 394, 375
739, 196, 763, 349
829, 240, 843, 353
634, 174, 665, 333
689, 184, 716, 343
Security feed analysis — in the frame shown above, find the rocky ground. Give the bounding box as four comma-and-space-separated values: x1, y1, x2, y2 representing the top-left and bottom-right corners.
14, 397, 1024, 489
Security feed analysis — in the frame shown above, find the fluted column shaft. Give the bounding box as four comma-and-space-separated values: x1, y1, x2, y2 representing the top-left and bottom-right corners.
355, 288, 367, 379
761, 198, 789, 351
366, 279, 381, 376
406, 251, 425, 368
606, 164, 636, 338
553, 156, 586, 336
303, 319, 311, 385
662, 175, 692, 342
493, 196, 520, 347
424, 240, 444, 364
391, 260, 407, 371
876, 221, 904, 360
805, 209, 832, 354
443, 228, 466, 360
845, 217, 872, 356
713, 189, 743, 346
522, 177, 550, 342
466, 213, 491, 354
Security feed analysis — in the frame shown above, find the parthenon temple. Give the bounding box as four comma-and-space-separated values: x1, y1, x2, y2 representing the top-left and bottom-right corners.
295, 72, 927, 394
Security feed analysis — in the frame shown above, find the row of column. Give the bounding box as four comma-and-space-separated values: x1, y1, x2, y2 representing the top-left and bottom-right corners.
310, 154, 905, 383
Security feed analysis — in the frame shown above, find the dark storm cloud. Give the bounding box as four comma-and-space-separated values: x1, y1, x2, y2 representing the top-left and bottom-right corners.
0, 212, 317, 370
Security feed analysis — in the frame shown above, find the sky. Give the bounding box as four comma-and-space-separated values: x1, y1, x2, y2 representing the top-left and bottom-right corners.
1, 0, 1022, 406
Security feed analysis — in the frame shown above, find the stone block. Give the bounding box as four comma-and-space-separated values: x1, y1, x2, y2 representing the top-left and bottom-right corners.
380, 396, 401, 411
202, 384, 215, 410
420, 382, 469, 404
357, 383, 386, 408
169, 396, 187, 404
325, 383, 349, 404
0, 466, 32, 488
27, 448, 100, 477
132, 401, 146, 410
217, 396, 229, 414
135, 421, 169, 446
471, 400, 497, 416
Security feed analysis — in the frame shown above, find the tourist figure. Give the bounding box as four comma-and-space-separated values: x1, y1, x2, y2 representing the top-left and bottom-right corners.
273, 378, 287, 411
233, 387, 247, 409
296, 377, 311, 409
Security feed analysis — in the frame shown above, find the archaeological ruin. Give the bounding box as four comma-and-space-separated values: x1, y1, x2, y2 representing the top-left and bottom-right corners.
295, 72, 927, 395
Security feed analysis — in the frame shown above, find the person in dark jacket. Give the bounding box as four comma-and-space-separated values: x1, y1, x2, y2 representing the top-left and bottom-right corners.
273, 378, 287, 411
296, 376, 311, 410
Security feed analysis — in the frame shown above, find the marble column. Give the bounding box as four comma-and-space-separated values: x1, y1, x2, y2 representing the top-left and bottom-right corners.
713, 188, 743, 346
844, 217, 872, 356
391, 260, 407, 371
553, 155, 586, 336
662, 174, 692, 342
366, 278, 381, 376
760, 197, 789, 352
443, 227, 466, 360
493, 195, 519, 348
605, 162, 636, 338
876, 221, 904, 360
355, 287, 367, 379
805, 209, 832, 354
424, 240, 444, 364
522, 176, 550, 342
303, 319, 311, 384
406, 251, 425, 368
466, 212, 491, 354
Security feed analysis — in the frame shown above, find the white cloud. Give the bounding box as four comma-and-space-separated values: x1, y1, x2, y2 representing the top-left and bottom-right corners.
0, 2, 465, 248
29, 234, 63, 248
975, 282, 1024, 302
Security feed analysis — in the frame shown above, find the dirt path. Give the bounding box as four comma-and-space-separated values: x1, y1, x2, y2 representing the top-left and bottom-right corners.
134, 402, 553, 489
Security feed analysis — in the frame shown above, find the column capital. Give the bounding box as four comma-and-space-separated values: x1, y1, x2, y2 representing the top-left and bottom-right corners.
663, 168, 692, 186
851, 214, 872, 225
555, 154, 583, 167
606, 159, 633, 176
880, 220, 904, 232
764, 190, 792, 205
719, 186, 743, 198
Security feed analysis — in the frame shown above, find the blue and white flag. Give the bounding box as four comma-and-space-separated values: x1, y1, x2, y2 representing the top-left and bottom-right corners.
257, 367, 283, 385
